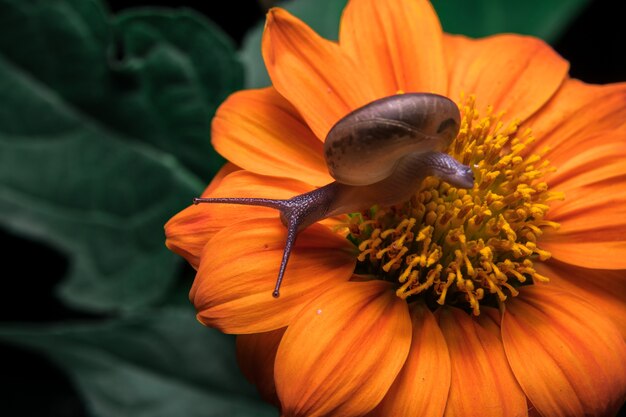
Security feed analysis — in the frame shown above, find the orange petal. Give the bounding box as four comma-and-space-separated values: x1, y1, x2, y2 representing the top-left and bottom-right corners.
535, 260, 626, 339
542, 240, 626, 271
524, 79, 626, 157
165, 170, 314, 268
212, 87, 333, 187
544, 130, 626, 188
367, 303, 450, 417
236, 327, 286, 406
191, 217, 355, 334
540, 135, 626, 269
275, 281, 411, 417
438, 307, 528, 417
262, 8, 376, 140
203, 163, 240, 195
164, 163, 238, 267
339, 0, 447, 96
502, 285, 626, 417
445, 34, 568, 122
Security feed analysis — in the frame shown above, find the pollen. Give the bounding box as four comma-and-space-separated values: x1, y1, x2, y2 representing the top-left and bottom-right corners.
347, 95, 562, 315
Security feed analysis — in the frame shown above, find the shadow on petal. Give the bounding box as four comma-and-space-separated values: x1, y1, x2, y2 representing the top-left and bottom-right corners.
502, 285, 626, 417
237, 327, 286, 407
536, 260, 626, 338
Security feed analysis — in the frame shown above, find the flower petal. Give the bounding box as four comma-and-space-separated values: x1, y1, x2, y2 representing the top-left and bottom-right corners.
212, 87, 333, 187
524, 79, 626, 157
191, 217, 355, 334
203, 163, 240, 195
445, 34, 568, 122
502, 286, 626, 417
367, 303, 450, 417
164, 163, 238, 267
275, 281, 411, 417
438, 307, 528, 417
339, 0, 447, 96
544, 130, 626, 188
236, 327, 286, 406
535, 260, 626, 339
541, 133, 626, 269
165, 170, 314, 268
262, 8, 376, 140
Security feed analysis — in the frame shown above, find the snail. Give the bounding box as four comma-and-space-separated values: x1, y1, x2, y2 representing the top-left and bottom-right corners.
194, 93, 475, 297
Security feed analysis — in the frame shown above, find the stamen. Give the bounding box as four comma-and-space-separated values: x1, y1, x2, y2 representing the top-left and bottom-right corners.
348, 95, 562, 314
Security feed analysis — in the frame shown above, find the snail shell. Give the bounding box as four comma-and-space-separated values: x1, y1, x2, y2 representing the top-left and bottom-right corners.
325, 93, 461, 185
193, 93, 474, 297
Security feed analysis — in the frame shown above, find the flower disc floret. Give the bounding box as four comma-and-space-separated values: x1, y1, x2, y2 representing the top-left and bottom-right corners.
349, 96, 563, 315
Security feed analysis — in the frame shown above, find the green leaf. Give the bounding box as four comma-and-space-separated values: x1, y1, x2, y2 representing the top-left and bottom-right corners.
108, 9, 242, 178
0, 306, 277, 417
240, 0, 587, 89
0, 0, 243, 311
431, 0, 589, 40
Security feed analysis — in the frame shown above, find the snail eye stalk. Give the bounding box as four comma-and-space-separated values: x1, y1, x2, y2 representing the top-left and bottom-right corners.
193, 196, 298, 298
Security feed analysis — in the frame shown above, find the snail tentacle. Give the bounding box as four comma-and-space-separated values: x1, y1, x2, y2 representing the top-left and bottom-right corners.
192, 197, 286, 210
193, 183, 340, 297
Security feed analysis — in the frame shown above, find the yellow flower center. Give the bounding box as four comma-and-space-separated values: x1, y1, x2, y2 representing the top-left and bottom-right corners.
346, 96, 563, 315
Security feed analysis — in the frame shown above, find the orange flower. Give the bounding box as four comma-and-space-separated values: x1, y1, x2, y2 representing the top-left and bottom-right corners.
165, 1, 626, 416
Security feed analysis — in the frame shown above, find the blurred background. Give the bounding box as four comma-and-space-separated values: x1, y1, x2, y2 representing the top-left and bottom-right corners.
0, 0, 624, 416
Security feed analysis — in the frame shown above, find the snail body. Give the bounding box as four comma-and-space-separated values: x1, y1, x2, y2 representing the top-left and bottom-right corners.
194, 93, 474, 297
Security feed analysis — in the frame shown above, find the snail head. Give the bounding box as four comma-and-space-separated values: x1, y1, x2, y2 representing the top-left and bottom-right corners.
420, 151, 475, 190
